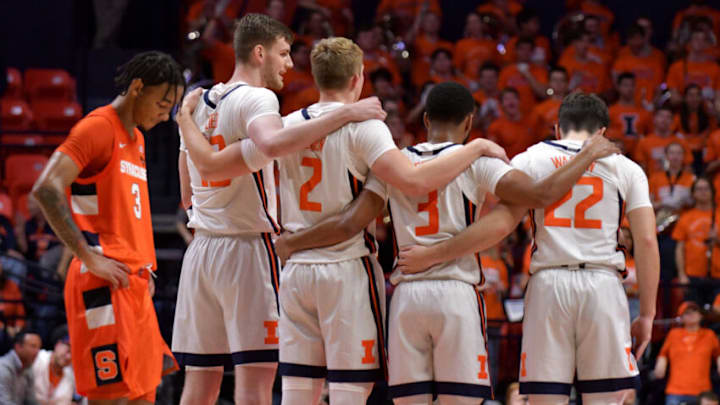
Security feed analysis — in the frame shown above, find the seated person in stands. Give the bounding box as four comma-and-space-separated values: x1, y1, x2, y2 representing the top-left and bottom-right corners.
31, 325, 76, 405
15, 196, 61, 271
0, 260, 26, 345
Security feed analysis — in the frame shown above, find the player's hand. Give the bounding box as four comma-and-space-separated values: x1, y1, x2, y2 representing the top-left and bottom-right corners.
582, 131, 621, 160
177, 88, 203, 121
468, 138, 510, 163
677, 274, 690, 285
148, 276, 156, 297
345, 97, 387, 122
82, 250, 131, 289
397, 245, 436, 274
274, 234, 292, 264
631, 315, 654, 360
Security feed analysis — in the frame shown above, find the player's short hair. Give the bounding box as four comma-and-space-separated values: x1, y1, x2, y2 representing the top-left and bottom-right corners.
233, 13, 293, 63
114, 51, 185, 100
425, 82, 475, 125
557, 92, 609, 134
617, 71, 636, 85
311, 37, 363, 91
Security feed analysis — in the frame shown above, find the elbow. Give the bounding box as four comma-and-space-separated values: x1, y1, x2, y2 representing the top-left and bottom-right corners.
526, 191, 551, 208
401, 179, 431, 198
337, 217, 365, 240
255, 139, 283, 159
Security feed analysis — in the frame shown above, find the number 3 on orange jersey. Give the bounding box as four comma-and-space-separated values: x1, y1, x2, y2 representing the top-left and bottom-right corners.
416, 190, 439, 236
545, 176, 603, 229
300, 157, 322, 212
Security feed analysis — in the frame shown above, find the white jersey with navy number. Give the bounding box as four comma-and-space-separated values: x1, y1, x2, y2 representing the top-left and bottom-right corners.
180, 82, 280, 235
278, 102, 397, 263
511, 139, 652, 274
365, 142, 514, 285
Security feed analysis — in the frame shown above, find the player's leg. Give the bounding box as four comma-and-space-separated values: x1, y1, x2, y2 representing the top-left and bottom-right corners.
526, 395, 569, 404
235, 364, 278, 404
433, 281, 492, 405
173, 234, 232, 405
179, 367, 223, 405
393, 394, 433, 405
278, 261, 328, 405
320, 257, 386, 405
575, 270, 639, 403
519, 270, 576, 402
281, 376, 324, 405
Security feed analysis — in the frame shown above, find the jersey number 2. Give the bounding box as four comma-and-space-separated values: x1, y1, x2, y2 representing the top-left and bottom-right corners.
201, 135, 231, 187
545, 176, 603, 229
415, 190, 439, 236
300, 157, 322, 212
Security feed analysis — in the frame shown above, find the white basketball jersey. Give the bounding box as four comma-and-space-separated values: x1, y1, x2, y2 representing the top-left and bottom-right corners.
365, 142, 513, 285
180, 82, 281, 235
278, 102, 397, 263
511, 139, 652, 274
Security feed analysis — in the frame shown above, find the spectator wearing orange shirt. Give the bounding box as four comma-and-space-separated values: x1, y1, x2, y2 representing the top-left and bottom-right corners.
280, 40, 315, 115
356, 24, 402, 87
583, 15, 617, 67
412, 48, 467, 90
559, 31, 611, 96
529, 66, 568, 141
476, 0, 523, 31
375, 0, 441, 35
503, 9, 551, 66
612, 24, 665, 105
649, 143, 696, 213
674, 84, 717, 158
673, 0, 720, 39
0, 260, 25, 340
704, 127, 720, 205
607, 72, 652, 155
405, 10, 453, 65
295, 9, 333, 47
487, 88, 536, 158
474, 63, 502, 130
667, 29, 720, 106
498, 37, 549, 116
672, 177, 720, 305
633, 106, 693, 173
654, 301, 720, 405
386, 112, 415, 149
479, 248, 509, 322
453, 12, 501, 81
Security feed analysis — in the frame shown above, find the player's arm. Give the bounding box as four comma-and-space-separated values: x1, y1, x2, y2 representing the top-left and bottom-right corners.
178, 150, 192, 209
32, 152, 130, 288
274, 189, 386, 262
176, 89, 271, 180
675, 241, 689, 284
397, 203, 527, 274
371, 138, 509, 197
493, 132, 620, 207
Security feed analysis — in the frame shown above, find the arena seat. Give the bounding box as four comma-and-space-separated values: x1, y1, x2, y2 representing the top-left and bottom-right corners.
5, 68, 23, 99
32, 100, 82, 132
0, 134, 44, 147
1, 98, 35, 131
0, 192, 12, 220
3, 154, 48, 202
24, 68, 76, 102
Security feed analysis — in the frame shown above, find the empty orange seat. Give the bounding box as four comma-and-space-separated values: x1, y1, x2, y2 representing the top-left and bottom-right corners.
32, 100, 82, 132
3, 154, 48, 200
0, 134, 44, 147
1, 98, 35, 131
24, 68, 76, 102
5, 68, 22, 99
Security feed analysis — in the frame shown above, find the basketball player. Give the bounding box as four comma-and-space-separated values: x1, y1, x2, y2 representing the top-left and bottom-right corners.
31, 51, 184, 404
398, 93, 660, 405
273, 83, 620, 405
171, 14, 387, 405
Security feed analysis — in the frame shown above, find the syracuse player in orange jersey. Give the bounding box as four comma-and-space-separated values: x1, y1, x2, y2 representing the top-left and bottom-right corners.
31, 52, 185, 404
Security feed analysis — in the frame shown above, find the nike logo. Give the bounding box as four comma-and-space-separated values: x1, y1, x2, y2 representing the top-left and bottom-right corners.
119, 143, 127, 148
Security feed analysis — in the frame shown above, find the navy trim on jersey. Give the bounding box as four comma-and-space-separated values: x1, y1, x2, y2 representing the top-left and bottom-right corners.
616, 191, 629, 278
463, 194, 484, 286
278, 362, 327, 378
519, 382, 573, 395
436, 382, 493, 398
388, 381, 435, 398
327, 368, 384, 382
348, 171, 378, 253
301, 108, 311, 120
387, 204, 400, 261
406, 143, 458, 156
260, 232, 281, 313
576, 376, 640, 393
543, 140, 581, 153
252, 169, 282, 234
219, 84, 246, 102
202, 90, 216, 109
362, 256, 388, 381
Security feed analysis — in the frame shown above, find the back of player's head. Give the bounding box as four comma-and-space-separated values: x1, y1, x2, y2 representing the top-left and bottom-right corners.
425, 82, 475, 125
557, 92, 609, 135
311, 37, 363, 90
114, 51, 184, 98
234, 13, 293, 63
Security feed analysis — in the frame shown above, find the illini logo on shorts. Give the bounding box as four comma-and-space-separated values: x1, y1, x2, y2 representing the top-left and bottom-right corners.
82, 286, 115, 330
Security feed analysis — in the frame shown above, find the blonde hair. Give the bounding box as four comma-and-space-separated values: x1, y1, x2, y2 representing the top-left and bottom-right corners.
310, 37, 363, 90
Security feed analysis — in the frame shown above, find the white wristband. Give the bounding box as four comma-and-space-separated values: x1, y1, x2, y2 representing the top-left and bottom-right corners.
240, 139, 272, 172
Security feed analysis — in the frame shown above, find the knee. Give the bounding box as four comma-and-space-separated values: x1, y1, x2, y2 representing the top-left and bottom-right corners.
582, 391, 628, 405
329, 382, 373, 405
437, 395, 484, 405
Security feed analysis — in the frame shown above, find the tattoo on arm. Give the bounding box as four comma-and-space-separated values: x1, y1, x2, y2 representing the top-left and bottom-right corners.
34, 184, 88, 258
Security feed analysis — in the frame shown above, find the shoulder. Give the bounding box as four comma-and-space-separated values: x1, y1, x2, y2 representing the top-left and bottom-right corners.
71, 113, 115, 136
354, 119, 390, 133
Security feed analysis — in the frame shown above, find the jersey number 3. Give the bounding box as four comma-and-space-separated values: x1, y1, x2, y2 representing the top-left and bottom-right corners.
545, 176, 603, 229
300, 157, 322, 212
415, 190, 439, 236
201, 135, 231, 188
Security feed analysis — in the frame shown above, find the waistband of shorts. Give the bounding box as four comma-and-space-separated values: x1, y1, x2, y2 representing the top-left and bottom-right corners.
534, 263, 619, 273
194, 230, 271, 239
